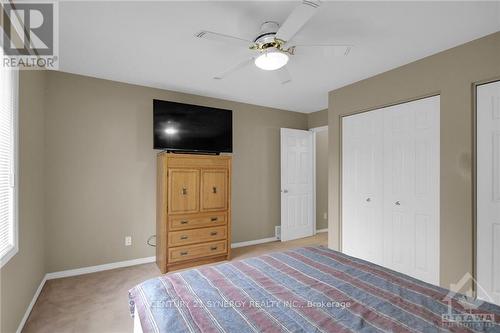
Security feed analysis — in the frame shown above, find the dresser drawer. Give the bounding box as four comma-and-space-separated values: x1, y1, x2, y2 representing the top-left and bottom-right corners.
168, 240, 227, 263
169, 213, 226, 230
168, 226, 226, 246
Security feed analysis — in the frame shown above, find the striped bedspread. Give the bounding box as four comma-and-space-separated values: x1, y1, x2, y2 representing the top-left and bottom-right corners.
129, 246, 500, 332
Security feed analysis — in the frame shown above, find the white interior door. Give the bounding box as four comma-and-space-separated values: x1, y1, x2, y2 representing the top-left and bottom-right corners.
477, 80, 500, 305
281, 128, 314, 241
342, 96, 440, 286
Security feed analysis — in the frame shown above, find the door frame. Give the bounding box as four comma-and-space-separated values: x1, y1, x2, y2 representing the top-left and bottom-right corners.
473, 77, 500, 297
310, 125, 328, 235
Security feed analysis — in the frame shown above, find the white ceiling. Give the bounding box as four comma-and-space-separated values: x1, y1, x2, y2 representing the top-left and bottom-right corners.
58, 1, 500, 113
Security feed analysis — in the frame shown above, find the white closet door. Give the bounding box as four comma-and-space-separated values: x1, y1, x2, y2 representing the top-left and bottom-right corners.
342, 111, 384, 264
477, 81, 500, 305
383, 96, 440, 285
342, 96, 440, 285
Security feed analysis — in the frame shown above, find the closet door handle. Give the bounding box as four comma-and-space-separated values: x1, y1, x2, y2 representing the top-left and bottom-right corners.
395, 201, 401, 206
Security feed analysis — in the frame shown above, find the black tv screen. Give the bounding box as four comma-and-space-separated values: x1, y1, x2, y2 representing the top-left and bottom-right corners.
153, 99, 232, 153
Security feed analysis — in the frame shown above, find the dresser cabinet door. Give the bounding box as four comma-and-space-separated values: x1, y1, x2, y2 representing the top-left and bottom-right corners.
201, 169, 227, 211
168, 169, 199, 213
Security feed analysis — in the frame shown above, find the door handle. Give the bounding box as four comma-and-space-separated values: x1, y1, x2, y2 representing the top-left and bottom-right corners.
181, 187, 187, 195
366, 198, 371, 202
395, 201, 401, 206
212, 186, 217, 194
282, 189, 289, 193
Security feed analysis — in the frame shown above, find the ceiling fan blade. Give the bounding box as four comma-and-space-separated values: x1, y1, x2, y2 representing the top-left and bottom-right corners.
293, 44, 352, 56
275, 0, 321, 43
195, 31, 254, 48
276, 66, 292, 85
213, 58, 254, 80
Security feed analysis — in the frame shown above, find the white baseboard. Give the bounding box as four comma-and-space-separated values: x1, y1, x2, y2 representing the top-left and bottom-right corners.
16, 274, 47, 333
16, 256, 156, 332
16, 232, 326, 333
45, 256, 156, 280
231, 237, 278, 248
231, 231, 327, 249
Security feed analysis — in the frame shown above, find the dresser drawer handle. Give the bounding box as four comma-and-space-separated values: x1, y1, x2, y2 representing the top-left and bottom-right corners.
180, 251, 188, 256
211, 217, 218, 222
210, 231, 218, 236
210, 246, 218, 251
180, 235, 188, 240
180, 220, 189, 225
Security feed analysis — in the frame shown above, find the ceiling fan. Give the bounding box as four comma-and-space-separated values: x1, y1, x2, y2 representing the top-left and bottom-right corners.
195, 0, 352, 84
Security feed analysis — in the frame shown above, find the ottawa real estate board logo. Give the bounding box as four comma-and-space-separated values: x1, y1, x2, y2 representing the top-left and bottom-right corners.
1, 1, 58, 69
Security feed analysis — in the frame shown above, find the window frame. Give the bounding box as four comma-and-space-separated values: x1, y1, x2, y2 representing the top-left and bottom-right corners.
0, 68, 19, 268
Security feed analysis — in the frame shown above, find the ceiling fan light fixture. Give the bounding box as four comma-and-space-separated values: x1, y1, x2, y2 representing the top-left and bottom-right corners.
254, 48, 289, 71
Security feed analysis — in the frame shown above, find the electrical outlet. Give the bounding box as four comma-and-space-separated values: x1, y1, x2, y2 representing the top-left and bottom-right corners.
323, 212, 328, 220
125, 236, 132, 246
275, 226, 281, 240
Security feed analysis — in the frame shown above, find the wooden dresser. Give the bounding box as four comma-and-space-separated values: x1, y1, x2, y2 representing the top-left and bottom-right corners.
156, 153, 231, 273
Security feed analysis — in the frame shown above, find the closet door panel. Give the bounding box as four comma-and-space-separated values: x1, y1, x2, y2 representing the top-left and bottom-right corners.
412, 97, 440, 284
477, 80, 500, 305
342, 111, 384, 264
383, 103, 417, 277
383, 96, 440, 285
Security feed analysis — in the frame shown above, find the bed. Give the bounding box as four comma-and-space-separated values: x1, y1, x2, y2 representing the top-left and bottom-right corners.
129, 246, 500, 332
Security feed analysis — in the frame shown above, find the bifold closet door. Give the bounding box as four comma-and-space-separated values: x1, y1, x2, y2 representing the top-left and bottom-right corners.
342, 111, 384, 265
342, 96, 440, 285
383, 96, 440, 285
477, 80, 500, 305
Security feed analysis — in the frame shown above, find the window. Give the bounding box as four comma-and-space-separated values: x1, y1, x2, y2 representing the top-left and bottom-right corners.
0, 51, 18, 268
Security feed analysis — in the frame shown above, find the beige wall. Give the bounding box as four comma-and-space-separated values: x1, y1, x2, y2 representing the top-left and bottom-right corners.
44, 71, 308, 272
315, 130, 328, 230
308, 109, 328, 128
328, 31, 500, 288
0, 71, 46, 333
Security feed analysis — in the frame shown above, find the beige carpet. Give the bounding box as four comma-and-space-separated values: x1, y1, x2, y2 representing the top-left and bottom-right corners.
23, 233, 327, 333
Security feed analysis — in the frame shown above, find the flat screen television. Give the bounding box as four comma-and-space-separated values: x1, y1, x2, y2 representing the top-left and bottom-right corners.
153, 99, 232, 153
